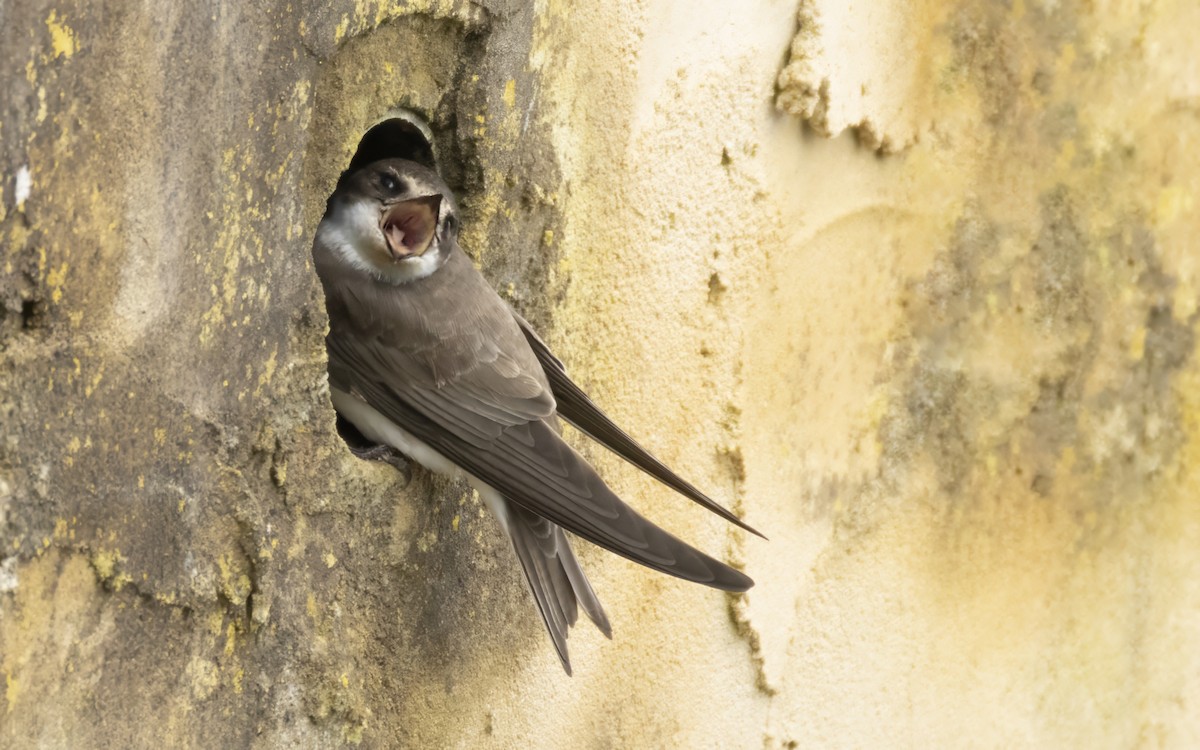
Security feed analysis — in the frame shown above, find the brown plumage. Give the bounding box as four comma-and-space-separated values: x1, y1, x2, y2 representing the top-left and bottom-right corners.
313, 158, 755, 673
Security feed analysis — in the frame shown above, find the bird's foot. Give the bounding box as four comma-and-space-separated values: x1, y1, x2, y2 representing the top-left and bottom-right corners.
349, 442, 410, 478
337, 413, 411, 480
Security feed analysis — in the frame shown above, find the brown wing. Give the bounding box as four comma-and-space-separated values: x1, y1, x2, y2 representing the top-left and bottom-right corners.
510, 310, 764, 539
325, 327, 754, 593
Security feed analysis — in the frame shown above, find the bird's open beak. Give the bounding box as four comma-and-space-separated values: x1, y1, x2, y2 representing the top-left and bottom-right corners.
380, 194, 441, 261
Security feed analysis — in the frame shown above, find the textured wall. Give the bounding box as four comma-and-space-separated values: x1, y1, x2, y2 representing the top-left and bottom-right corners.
2, 0, 1198, 747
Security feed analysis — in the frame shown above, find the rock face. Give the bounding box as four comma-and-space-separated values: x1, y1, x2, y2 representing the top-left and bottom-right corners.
2, 0, 1198, 747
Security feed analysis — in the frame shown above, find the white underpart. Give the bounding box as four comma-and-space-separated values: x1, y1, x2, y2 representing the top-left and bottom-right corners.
316, 198, 442, 285
330, 387, 512, 534
316, 201, 381, 277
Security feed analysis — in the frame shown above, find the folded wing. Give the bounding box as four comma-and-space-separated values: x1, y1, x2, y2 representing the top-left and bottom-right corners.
327, 332, 754, 593
511, 311, 764, 539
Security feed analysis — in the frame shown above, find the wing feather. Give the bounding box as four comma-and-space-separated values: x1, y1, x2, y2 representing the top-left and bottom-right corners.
511, 310, 764, 539
322, 247, 752, 592
327, 332, 752, 592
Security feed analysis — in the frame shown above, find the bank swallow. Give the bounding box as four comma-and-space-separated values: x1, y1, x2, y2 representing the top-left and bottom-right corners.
313, 158, 758, 673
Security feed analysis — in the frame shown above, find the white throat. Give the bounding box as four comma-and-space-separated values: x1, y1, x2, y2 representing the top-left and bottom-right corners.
317, 199, 442, 285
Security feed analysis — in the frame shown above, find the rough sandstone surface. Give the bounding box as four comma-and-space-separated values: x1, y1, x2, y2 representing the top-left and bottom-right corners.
2, 0, 1198, 747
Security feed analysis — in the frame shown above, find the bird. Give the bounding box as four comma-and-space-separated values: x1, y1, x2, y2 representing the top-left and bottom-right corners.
312, 156, 759, 674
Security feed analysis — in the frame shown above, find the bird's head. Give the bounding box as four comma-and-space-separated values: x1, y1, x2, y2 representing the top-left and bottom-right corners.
315, 158, 459, 284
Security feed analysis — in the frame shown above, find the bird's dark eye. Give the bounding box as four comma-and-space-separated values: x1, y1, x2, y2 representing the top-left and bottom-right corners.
380, 173, 400, 193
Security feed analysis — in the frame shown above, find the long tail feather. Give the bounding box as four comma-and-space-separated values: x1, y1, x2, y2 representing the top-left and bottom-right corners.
503, 501, 611, 674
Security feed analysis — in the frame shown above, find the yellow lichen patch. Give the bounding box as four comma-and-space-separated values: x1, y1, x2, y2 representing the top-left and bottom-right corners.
216, 554, 252, 606
4, 672, 18, 713
198, 145, 268, 346
45, 11, 77, 59
416, 529, 438, 553
503, 79, 517, 108
332, 0, 458, 46
185, 656, 220, 700
334, 15, 351, 43
89, 549, 131, 591
323, 552, 338, 568
84, 364, 105, 398
46, 262, 68, 303
254, 345, 278, 395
